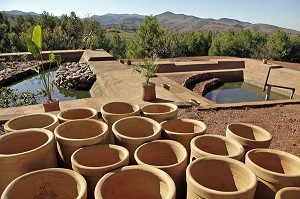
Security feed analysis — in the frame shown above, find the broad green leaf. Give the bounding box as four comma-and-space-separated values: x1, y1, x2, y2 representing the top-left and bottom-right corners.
26, 36, 40, 58
32, 25, 42, 51
49, 52, 61, 65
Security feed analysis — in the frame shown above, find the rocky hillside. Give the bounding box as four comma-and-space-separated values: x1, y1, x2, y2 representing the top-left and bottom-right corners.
2, 10, 299, 35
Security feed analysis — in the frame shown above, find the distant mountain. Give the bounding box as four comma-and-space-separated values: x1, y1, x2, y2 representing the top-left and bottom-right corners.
1, 10, 299, 35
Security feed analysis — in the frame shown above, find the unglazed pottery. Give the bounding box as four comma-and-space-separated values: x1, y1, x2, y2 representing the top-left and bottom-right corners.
57, 107, 98, 123
141, 103, 178, 123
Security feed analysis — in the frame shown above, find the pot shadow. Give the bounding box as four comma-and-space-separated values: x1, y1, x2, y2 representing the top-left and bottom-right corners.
151, 98, 174, 103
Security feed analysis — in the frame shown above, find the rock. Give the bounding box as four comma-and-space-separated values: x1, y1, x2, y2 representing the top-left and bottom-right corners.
78, 83, 89, 89
67, 83, 74, 88
79, 77, 86, 83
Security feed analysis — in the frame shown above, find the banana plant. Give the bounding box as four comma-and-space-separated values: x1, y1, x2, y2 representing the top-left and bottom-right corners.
26, 25, 61, 103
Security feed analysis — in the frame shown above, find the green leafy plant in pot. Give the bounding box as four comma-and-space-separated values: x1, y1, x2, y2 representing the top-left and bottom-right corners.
132, 54, 159, 101
26, 25, 62, 112
82, 31, 98, 50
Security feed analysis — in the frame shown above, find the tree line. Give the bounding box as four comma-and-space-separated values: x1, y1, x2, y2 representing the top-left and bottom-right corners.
1, 12, 300, 62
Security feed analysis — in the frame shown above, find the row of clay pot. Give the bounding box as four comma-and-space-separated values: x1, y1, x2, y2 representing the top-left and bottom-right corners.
1, 102, 300, 199
2, 144, 299, 199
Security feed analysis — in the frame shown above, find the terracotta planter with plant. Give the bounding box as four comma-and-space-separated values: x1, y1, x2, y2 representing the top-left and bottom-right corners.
141, 103, 178, 123
186, 157, 257, 199
0, 128, 57, 195
54, 119, 109, 168
161, 119, 206, 154
226, 123, 272, 154
112, 116, 161, 164
275, 187, 300, 199
71, 144, 129, 199
190, 134, 244, 163
57, 107, 98, 123
4, 113, 59, 133
132, 54, 159, 102
134, 140, 188, 199
101, 101, 140, 144
245, 148, 300, 199
1, 168, 87, 199
94, 165, 176, 199
26, 25, 62, 112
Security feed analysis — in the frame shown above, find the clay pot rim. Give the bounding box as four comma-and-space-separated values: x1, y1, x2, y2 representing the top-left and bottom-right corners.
186, 156, 257, 196
275, 187, 300, 199
54, 119, 108, 142
0, 128, 54, 158
2, 168, 87, 198
245, 148, 300, 178
57, 107, 98, 122
112, 116, 161, 141
95, 165, 176, 199
4, 113, 58, 132
227, 122, 272, 142
134, 140, 188, 169
141, 103, 178, 116
101, 101, 140, 116
71, 144, 129, 170
191, 134, 244, 159
160, 119, 207, 135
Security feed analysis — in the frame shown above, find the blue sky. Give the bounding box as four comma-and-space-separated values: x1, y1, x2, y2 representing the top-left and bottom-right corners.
1, 0, 300, 31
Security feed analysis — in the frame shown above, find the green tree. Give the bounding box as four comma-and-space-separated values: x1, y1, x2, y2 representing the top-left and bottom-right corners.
267, 29, 291, 61
289, 35, 300, 62
127, 16, 163, 58
109, 32, 126, 59
0, 13, 10, 52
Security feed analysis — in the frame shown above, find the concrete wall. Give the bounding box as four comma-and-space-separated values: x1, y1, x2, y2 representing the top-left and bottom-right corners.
244, 59, 300, 98
157, 60, 245, 73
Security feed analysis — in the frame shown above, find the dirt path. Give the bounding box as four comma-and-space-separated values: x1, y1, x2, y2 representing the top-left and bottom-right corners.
178, 104, 300, 157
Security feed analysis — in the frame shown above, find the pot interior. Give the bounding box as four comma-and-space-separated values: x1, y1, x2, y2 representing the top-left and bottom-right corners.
58, 120, 106, 139
101, 169, 169, 199
8, 114, 55, 130
143, 104, 173, 113
115, 118, 158, 138
136, 142, 184, 166
190, 159, 253, 192
4, 170, 83, 199
103, 102, 136, 114
228, 124, 269, 141
163, 120, 204, 134
74, 146, 125, 167
247, 151, 300, 175
194, 136, 240, 156
0, 131, 48, 155
60, 109, 95, 120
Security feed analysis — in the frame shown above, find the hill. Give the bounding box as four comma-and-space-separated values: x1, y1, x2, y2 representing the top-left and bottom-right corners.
1, 10, 299, 35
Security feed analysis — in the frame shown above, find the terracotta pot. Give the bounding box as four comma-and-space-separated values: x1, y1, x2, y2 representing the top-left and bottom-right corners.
112, 116, 161, 164
186, 157, 257, 199
94, 165, 176, 199
141, 103, 178, 123
226, 123, 272, 153
54, 119, 109, 168
71, 144, 129, 199
1, 168, 87, 199
263, 59, 268, 64
275, 187, 300, 199
57, 107, 98, 123
0, 128, 57, 195
101, 101, 140, 144
161, 119, 206, 154
190, 135, 244, 163
142, 83, 156, 102
4, 113, 59, 133
43, 98, 60, 112
135, 140, 188, 199
245, 148, 300, 199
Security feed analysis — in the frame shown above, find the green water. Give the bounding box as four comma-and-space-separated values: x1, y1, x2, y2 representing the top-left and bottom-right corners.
8, 67, 91, 103
204, 81, 289, 104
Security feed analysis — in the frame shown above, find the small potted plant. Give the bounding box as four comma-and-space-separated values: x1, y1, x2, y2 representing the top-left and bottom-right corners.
26, 25, 61, 112
132, 54, 159, 101
82, 31, 98, 50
